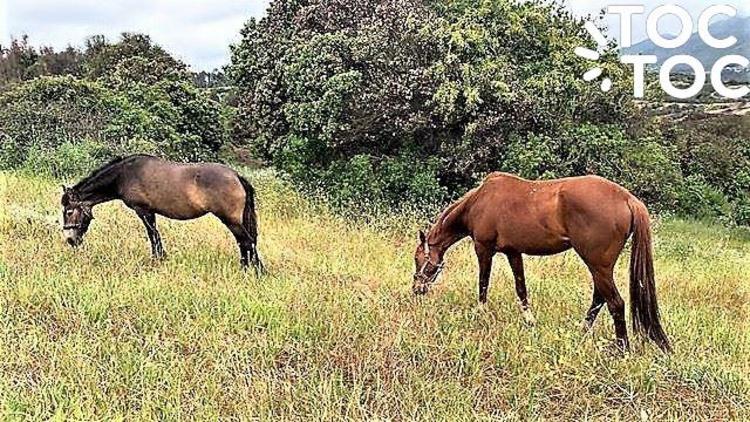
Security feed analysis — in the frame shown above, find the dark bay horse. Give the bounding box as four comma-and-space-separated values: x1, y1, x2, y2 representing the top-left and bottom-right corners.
413, 172, 670, 352
61, 154, 264, 272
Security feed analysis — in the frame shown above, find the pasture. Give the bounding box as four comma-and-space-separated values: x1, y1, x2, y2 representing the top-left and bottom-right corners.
0, 170, 748, 419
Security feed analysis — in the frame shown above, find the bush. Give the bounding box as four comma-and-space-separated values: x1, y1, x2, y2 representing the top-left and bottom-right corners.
498, 124, 683, 211
676, 175, 733, 221
229, 0, 635, 211
0, 75, 226, 174
0, 76, 152, 158
275, 135, 445, 213
21, 139, 111, 179
732, 194, 750, 227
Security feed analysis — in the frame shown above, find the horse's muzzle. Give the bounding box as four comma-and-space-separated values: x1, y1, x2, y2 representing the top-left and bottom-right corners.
66, 237, 82, 247
412, 277, 430, 295
63, 229, 82, 247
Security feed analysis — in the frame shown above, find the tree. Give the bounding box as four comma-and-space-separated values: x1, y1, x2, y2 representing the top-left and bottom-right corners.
228, 0, 638, 207
83, 33, 188, 85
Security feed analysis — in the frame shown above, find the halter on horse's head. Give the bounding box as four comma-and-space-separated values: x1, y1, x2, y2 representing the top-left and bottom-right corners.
412, 228, 445, 295
61, 186, 94, 247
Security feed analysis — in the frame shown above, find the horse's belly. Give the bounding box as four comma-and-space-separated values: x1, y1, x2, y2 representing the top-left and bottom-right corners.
498, 233, 571, 256
519, 241, 572, 256
158, 208, 209, 221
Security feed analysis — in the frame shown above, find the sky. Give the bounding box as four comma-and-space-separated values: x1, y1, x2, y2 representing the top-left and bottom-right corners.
0, 0, 270, 71
1, 0, 748, 71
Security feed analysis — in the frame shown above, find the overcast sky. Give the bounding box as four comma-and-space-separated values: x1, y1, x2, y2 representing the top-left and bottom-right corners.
1, 1, 748, 71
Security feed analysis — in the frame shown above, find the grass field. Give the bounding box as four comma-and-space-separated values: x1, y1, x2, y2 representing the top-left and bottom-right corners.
0, 170, 748, 420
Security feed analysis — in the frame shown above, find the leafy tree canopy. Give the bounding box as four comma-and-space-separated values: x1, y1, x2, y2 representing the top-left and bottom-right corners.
228, 0, 639, 207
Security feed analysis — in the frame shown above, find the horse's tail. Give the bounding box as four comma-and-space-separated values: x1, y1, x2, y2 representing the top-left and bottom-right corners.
237, 174, 264, 271
627, 197, 671, 352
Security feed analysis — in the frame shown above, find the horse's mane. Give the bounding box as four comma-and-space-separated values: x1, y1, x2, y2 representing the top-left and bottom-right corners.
73, 154, 154, 194
435, 185, 480, 229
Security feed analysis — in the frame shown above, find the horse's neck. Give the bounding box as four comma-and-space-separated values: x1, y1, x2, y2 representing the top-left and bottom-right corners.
76, 167, 122, 205
430, 204, 470, 255
430, 226, 465, 257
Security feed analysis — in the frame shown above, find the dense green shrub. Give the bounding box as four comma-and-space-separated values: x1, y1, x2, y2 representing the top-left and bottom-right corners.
0, 74, 226, 175
672, 116, 750, 199
0, 76, 158, 168
276, 136, 445, 210
228, 0, 638, 207
732, 194, 750, 227
676, 175, 733, 221
499, 124, 682, 209
21, 139, 111, 179
84, 33, 188, 85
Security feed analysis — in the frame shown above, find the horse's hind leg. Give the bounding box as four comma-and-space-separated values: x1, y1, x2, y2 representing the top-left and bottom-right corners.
226, 222, 263, 273
589, 266, 629, 350
227, 224, 251, 267
507, 252, 535, 326
582, 286, 606, 332
136, 209, 165, 259
573, 227, 629, 350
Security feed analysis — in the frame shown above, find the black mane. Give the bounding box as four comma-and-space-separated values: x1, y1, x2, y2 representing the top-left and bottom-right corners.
73, 154, 150, 189
72, 154, 154, 201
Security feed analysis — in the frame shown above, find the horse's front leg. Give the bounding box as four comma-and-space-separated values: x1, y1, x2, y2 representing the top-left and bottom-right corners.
136, 209, 165, 259
474, 242, 494, 303
507, 252, 535, 326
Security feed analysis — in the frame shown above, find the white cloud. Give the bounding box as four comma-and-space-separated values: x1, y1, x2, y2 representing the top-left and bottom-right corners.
3, 0, 269, 71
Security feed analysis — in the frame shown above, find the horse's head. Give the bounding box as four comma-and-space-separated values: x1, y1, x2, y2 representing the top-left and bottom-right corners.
413, 229, 444, 295
61, 186, 93, 247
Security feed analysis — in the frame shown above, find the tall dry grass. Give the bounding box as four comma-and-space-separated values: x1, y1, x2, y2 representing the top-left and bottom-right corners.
0, 170, 748, 420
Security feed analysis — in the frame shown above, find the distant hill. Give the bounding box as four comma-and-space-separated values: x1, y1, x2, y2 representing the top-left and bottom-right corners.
623, 15, 750, 79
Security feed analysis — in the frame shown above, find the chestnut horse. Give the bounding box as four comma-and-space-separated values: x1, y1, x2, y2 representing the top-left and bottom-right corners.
412, 172, 670, 352
61, 154, 264, 273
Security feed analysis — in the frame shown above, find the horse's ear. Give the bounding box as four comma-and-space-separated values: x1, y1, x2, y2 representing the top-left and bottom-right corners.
418, 230, 426, 244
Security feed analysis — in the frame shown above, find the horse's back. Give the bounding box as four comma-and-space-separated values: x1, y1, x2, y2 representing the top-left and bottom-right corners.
468, 173, 635, 256
120, 156, 247, 223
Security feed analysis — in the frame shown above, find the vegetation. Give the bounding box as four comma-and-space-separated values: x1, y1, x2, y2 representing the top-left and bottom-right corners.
1, 1, 748, 417
228, 0, 635, 208
1, 0, 747, 225
1, 170, 748, 419
0, 34, 227, 174
227, 0, 749, 224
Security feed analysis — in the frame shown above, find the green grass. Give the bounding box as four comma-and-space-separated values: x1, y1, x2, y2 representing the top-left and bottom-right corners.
0, 170, 748, 420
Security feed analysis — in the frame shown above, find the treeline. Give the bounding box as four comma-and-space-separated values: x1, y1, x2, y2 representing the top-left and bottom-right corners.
0, 35, 227, 90
0, 0, 748, 225
227, 0, 749, 225
0, 33, 227, 176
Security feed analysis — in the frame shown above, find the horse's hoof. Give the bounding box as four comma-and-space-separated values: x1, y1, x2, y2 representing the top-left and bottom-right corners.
522, 309, 536, 326
580, 319, 593, 333
603, 339, 630, 357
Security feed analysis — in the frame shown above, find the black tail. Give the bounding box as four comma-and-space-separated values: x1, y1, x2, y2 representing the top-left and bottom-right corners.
628, 197, 671, 352
238, 175, 264, 273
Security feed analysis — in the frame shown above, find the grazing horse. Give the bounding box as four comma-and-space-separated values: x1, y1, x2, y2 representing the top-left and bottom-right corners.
61, 154, 264, 273
412, 172, 670, 352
